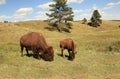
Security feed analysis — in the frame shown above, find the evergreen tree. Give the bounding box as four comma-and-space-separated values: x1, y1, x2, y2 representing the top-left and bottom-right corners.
46, 0, 74, 32
82, 18, 87, 24
90, 10, 102, 27
4, 21, 9, 23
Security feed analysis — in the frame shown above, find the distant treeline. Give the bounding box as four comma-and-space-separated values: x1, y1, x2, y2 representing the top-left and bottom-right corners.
111, 20, 120, 21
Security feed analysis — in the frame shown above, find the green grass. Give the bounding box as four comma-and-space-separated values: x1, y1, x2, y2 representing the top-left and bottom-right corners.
0, 20, 120, 79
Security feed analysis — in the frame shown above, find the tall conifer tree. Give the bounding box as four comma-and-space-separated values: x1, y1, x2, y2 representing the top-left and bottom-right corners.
90, 10, 102, 27
46, 0, 74, 32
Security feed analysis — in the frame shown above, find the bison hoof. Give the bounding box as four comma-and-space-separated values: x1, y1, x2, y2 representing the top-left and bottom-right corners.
26, 54, 30, 57
62, 55, 65, 58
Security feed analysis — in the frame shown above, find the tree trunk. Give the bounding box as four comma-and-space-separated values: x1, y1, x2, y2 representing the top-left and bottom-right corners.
56, 21, 62, 32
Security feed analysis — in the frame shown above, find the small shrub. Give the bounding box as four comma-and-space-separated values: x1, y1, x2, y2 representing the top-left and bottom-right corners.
4, 21, 9, 23
81, 18, 87, 24
48, 23, 58, 27
107, 41, 120, 52
87, 22, 92, 26
118, 25, 120, 28
66, 22, 72, 29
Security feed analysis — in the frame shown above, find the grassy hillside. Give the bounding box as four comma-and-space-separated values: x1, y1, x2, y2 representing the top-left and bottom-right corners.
0, 20, 120, 79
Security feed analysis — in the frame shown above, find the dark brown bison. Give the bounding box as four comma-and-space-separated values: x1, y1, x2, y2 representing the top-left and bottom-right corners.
60, 38, 77, 61
20, 32, 54, 61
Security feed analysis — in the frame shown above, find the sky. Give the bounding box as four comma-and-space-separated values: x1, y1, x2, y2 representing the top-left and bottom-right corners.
0, 0, 120, 22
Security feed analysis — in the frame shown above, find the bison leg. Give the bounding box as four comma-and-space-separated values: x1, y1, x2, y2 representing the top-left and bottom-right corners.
36, 51, 40, 60
61, 48, 65, 57
21, 46, 24, 57
68, 50, 71, 58
34, 53, 40, 60
32, 48, 40, 60
25, 48, 29, 56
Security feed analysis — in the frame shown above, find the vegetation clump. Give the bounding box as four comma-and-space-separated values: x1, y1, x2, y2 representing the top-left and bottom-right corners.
81, 18, 87, 24
89, 10, 102, 27
107, 41, 120, 52
46, 0, 74, 32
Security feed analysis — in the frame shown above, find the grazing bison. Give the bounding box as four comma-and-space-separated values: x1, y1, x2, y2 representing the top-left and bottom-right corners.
20, 32, 54, 61
60, 38, 77, 61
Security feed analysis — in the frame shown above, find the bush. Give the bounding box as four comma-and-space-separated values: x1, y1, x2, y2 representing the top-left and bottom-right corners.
107, 41, 120, 52
4, 21, 9, 23
66, 22, 72, 29
81, 18, 87, 24
48, 22, 58, 27
118, 25, 120, 28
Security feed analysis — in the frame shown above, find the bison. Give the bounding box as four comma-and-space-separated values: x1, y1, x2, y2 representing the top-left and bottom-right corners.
20, 32, 54, 61
60, 38, 77, 61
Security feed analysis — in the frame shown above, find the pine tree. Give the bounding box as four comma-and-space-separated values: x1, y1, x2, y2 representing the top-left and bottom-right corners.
90, 10, 102, 27
46, 0, 74, 32
82, 18, 87, 24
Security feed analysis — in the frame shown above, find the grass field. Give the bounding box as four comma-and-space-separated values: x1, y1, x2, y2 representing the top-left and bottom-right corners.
0, 20, 120, 79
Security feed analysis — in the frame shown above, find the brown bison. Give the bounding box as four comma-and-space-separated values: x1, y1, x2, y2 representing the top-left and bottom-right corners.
20, 32, 54, 61
60, 38, 77, 61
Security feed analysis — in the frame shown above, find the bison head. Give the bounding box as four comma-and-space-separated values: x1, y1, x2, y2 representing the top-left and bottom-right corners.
69, 52, 75, 61
42, 46, 54, 61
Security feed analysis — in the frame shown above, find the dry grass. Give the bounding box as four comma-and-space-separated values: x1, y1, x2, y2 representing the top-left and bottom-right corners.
0, 20, 120, 79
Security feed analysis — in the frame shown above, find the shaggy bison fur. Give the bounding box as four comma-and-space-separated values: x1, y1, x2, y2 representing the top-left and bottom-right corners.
60, 38, 77, 61
20, 32, 54, 61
